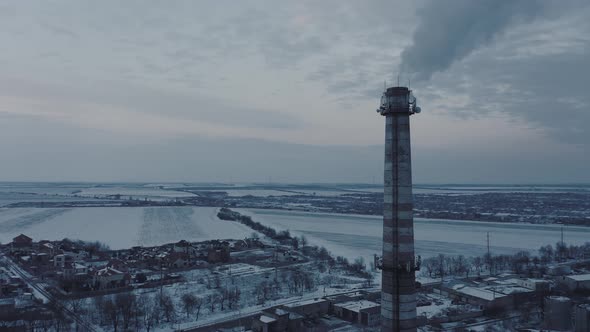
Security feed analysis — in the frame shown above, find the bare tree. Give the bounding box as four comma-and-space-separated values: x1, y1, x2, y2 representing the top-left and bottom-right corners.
159, 293, 176, 323
68, 298, 85, 332
219, 289, 228, 311
328, 257, 336, 274
539, 245, 553, 264
181, 293, 198, 318
555, 241, 568, 262
423, 257, 437, 277
194, 296, 204, 321
227, 287, 241, 309
437, 254, 446, 279
102, 298, 120, 332
47, 300, 69, 332
452, 255, 470, 277
214, 275, 222, 289
473, 256, 483, 274
291, 237, 299, 250
300, 235, 308, 247
92, 296, 106, 325
115, 293, 136, 330
139, 296, 159, 332
364, 273, 374, 287
207, 294, 217, 313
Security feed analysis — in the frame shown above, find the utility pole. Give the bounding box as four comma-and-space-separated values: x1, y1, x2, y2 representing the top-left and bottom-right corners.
487, 232, 491, 275
487, 232, 490, 258
561, 226, 564, 245
160, 260, 165, 303
560, 226, 565, 261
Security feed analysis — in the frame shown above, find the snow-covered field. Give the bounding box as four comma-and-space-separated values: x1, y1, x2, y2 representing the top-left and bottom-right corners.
203, 189, 299, 197
0, 207, 254, 248
413, 185, 590, 195
77, 187, 196, 198
236, 209, 590, 263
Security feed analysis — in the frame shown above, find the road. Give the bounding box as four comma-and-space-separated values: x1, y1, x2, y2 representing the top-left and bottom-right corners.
1, 254, 97, 332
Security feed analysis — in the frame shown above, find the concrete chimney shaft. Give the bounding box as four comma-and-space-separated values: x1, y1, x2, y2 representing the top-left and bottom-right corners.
378, 86, 418, 332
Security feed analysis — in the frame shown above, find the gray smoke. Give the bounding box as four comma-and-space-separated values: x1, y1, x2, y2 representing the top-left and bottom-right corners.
400, 0, 543, 81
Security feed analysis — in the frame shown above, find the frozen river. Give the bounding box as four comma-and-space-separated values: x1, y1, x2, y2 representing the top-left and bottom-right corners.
237, 209, 590, 262
1, 206, 588, 263
0, 207, 254, 249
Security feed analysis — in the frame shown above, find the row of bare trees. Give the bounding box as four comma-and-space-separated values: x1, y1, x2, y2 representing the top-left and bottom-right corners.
422, 241, 590, 279
205, 286, 241, 312
89, 290, 204, 331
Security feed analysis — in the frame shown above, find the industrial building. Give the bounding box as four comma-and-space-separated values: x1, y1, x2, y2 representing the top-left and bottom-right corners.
575, 303, 590, 332
437, 277, 538, 312
560, 273, 590, 292
544, 296, 573, 331
333, 300, 381, 327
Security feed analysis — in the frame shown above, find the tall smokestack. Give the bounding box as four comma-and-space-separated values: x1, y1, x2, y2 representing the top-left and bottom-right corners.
377, 86, 420, 332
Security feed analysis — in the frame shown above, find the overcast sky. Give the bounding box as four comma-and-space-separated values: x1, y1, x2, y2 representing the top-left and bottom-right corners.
0, 0, 588, 184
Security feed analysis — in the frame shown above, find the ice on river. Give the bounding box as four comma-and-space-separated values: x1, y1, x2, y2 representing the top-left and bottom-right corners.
0, 207, 254, 248
236, 209, 590, 263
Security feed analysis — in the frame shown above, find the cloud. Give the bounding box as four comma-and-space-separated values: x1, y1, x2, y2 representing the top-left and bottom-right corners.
399, 0, 544, 81
0, 1, 589, 182
407, 2, 590, 145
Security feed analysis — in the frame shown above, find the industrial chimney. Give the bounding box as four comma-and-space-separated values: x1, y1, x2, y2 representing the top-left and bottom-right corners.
377, 86, 420, 332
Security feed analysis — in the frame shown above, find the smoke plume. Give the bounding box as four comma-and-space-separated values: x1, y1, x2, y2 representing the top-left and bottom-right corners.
400, 0, 543, 81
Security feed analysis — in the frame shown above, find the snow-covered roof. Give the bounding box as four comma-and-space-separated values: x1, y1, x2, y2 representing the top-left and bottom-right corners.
494, 278, 520, 285
97, 267, 123, 276
284, 298, 326, 308
493, 286, 532, 295
0, 298, 16, 305
566, 273, 590, 281
259, 315, 276, 323
456, 287, 507, 301
547, 296, 570, 302
274, 308, 289, 316
334, 300, 380, 313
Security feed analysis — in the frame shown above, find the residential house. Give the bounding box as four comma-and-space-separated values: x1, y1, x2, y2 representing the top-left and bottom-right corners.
93, 267, 130, 290
11, 234, 33, 253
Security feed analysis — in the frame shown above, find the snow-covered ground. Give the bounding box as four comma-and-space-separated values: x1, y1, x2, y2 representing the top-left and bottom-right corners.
0, 207, 255, 248
202, 189, 299, 197
77, 187, 196, 198
412, 185, 590, 195
236, 209, 590, 263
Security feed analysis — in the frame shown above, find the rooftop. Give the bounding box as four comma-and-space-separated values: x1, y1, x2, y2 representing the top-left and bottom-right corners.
547, 296, 570, 302
456, 286, 508, 301
284, 298, 326, 308
566, 273, 590, 281
334, 300, 380, 313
